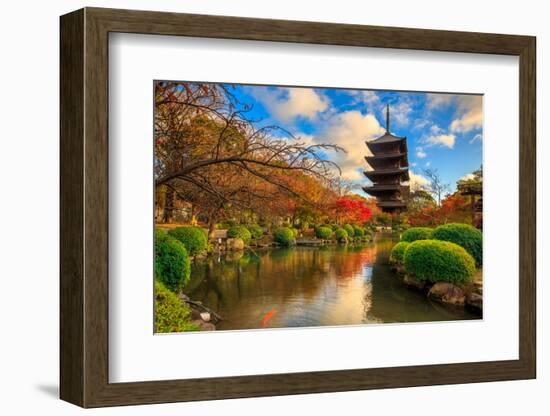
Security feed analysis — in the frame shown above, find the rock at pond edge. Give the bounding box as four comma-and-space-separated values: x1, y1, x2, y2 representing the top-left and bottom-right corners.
226, 238, 245, 251
466, 292, 483, 314
428, 282, 466, 306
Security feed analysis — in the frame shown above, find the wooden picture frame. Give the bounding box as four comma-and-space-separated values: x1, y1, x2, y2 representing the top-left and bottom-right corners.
60, 7, 536, 408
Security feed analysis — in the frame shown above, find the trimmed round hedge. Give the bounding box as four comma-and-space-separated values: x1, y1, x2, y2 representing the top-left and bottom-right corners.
315, 226, 333, 239
247, 224, 264, 240
273, 227, 296, 246
343, 224, 355, 237
227, 225, 252, 244
432, 223, 482, 266
155, 230, 191, 291
403, 240, 476, 284
352, 225, 365, 238
335, 228, 349, 243
168, 226, 208, 256
154, 280, 197, 333
390, 241, 410, 265
401, 227, 433, 242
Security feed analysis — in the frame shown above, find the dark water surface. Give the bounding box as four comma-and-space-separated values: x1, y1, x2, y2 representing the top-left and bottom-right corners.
184, 234, 479, 330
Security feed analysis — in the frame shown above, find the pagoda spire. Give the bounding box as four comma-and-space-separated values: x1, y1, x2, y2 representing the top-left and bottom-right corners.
385, 104, 390, 133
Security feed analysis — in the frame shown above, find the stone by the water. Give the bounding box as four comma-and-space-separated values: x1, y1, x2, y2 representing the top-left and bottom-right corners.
466, 292, 483, 313
192, 320, 216, 331
428, 282, 466, 306
226, 238, 244, 251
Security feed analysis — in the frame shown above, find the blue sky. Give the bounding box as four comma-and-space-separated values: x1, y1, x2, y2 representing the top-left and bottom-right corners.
221, 83, 483, 194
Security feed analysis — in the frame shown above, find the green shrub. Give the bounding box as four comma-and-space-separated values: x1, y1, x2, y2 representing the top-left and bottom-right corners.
168, 226, 208, 256
273, 227, 296, 246
247, 224, 264, 240
343, 224, 355, 237
352, 225, 365, 238
155, 230, 191, 291
291, 227, 300, 238
403, 240, 476, 284
401, 227, 433, 242
227, 225, 252, 244
315, 226, 333, 239
334, 228, 349, 243
432, 223, 483, 266
390, 241, 410, 264
330, 224, 340, 231
154, 280, 198, 333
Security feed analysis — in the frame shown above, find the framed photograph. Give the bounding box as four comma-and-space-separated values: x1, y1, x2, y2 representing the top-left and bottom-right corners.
60, 7, 536, 408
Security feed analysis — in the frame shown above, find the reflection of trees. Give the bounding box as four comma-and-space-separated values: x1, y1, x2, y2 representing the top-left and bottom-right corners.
185, 244, 378, 316
184, 234, 477, 329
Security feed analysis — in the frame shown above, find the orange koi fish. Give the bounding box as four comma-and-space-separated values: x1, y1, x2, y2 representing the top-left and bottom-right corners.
261, 309, 277, 328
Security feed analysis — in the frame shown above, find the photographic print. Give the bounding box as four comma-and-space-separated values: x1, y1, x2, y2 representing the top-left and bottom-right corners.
153, 81, 483, 333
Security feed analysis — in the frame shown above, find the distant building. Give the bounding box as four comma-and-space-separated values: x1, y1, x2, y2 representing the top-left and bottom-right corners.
363, 105, 410, 214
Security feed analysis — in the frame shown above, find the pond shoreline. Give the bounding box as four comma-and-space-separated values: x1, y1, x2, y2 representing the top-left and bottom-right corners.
180, 234, 480, 331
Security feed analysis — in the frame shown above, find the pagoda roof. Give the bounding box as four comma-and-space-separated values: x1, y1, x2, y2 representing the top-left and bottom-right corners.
368, 131, 406, 144
378, 200, 407, 208
365, 153, 409, 168
364, 168, 409, 181
363, 184, 402, 195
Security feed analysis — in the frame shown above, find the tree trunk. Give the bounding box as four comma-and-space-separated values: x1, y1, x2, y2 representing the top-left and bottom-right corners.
162, 187, 175, 223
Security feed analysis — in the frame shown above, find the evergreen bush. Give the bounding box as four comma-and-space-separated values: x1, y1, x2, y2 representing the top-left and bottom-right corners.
227, 225, 252, 244
155, 230, 191, 291
335, 228, 349, 243
403, 240, 476, 284
432, 223, 483, 266
315, 226, 333, 239
168, 226, 208, 256
273, 227, 296, 246
389, 241, 409, 264
154, 280, 197, 333
401, 227, 434, 242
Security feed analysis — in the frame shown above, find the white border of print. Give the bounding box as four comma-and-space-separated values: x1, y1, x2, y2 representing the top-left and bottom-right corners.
108, 33, 519, 383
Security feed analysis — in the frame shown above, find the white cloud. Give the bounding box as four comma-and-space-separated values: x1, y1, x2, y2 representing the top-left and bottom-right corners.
302, 110, 385, 181
469, 133, 483, 144
325, 111, 385, 180
390, 101, 413, 126
426, 93, 454, 110
450, 95, 483, 133
407, 171, 430, 191
416, 148, 427, 158
294, 133, 316, 148
413, 119, 430, 130
425, 94, 483, 135
425, 133, 456, 149
252, 87, 329, 122
353, 90, 380, 106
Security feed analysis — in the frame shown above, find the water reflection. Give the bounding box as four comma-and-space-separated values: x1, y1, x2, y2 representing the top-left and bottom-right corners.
185, 235, 479, 330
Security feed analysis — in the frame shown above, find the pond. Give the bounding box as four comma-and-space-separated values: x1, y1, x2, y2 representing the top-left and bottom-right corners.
184, 234, 479, 331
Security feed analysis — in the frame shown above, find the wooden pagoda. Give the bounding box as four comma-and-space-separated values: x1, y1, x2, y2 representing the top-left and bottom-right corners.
363, 105, 410, 213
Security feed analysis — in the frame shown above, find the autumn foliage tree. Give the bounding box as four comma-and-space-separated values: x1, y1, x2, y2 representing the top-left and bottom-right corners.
333, 195, 373, 225
154, 81, 344, 233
